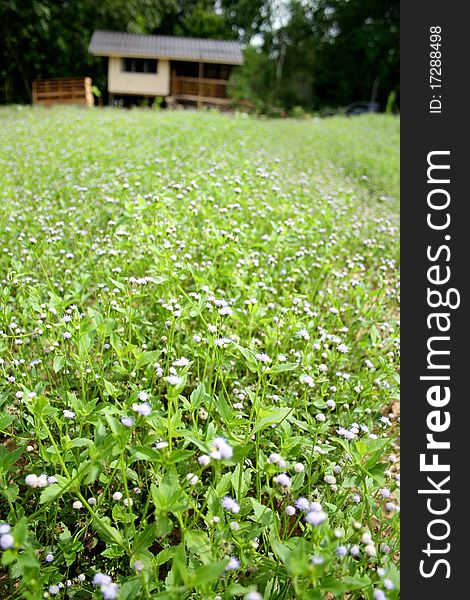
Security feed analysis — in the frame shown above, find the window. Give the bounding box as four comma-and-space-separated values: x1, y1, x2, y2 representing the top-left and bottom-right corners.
122, 58, 158, 74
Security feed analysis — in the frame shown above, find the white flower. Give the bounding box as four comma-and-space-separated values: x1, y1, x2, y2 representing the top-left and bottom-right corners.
45, 553, 54, 563
300, 374, 314, 387
63, 331, 72, 339
305, 511, 327, 525
245, 592, 263, 600
24, 474, 48, 488
0, 523, 10, 535
336, 343, 349, 353
267, 452, 282, 465
221, 496, 240, 513
294, 497, 310, 511
255, 353, 271, 363
101, 582, 120, 600
0, 533, 14, 550
132, 402, 152, 416
121, 416, 134, 427
225, 556, 240, 570
293, 463, 305, 473
210, 437, 233, 460
365, 544, 377, 557
112, 492, 123, 501
166, 375, 182, 386
350, 544, 361, 556
63, 409, 75, 419
133, 560, 145, 572
296, 329, 310, 340
361, 532, 373, 545
123, 498, 133, 507
198, 455, 211, 466
93, 574, 112, 587
173, 357, 190, 367
324, 475, 336, 485
273, 473, 291, 487
285, 505, 296, 516
72, 501, 83, 510
383, 579, 394, 590
137, 391, 148, 401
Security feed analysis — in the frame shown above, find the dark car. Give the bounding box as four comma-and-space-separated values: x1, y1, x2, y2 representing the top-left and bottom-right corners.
344, 101, 380, 116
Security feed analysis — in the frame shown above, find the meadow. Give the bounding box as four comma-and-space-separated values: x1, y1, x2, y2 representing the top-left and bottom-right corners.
0, 107, 399, 600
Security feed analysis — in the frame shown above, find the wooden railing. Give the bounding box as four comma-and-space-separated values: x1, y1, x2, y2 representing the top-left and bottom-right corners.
171, 75, 230, 105
32, 77, 93, 107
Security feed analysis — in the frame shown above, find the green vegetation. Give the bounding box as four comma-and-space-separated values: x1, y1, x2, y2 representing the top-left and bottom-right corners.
1, 0, 399, 111
0, 107, 399, 599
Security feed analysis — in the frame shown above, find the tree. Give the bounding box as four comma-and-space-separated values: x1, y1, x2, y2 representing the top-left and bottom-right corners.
310, 0, 399, 108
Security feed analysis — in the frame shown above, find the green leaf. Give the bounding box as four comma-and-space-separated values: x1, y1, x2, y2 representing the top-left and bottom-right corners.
151, 475, 188, 513
190, 383, 207, 407
0, 414, 14, 430
39, 483, 65, 504
53, 354, 66, 373
270, 538, 291, 566
342, 574, 372, 590
136, 350, 161, 369
171, 543, 189, 585
167, 449, 194, 463
155, 547, 176, 566
109, 277, 126, 292
249, 498, 274, 526
252, 407, 292, 435
264, 362, 298, 374
3, 483, 19, 502
130, 446, 161, 462
320, 577, 349, 594
231, 342, 258, 373
185, 530, 212, 563
103, 379, 118, 396
190, 559, 229, 586
92, 516, 123, 546
119, 579, 142, 600
70, 437, 93, 448
134, 523, 158, 552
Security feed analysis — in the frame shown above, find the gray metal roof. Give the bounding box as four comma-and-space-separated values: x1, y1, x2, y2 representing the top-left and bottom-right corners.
89, 31, 243, 65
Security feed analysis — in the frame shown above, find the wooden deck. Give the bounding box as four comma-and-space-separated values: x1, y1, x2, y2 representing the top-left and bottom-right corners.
32, 77, 94, 107
171, 72, 231, 107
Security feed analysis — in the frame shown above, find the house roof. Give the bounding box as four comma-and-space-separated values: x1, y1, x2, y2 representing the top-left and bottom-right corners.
89, 31, 244, 65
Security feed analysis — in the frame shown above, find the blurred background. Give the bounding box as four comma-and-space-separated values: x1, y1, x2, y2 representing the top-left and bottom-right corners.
0, 0, 399, 115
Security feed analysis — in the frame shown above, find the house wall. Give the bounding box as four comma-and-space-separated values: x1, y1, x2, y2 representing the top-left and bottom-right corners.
108, 57, 170, 96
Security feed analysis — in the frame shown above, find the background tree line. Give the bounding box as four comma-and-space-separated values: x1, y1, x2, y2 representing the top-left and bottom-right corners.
0, 0, 399, 112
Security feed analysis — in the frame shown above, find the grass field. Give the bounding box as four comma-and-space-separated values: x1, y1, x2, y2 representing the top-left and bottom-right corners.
0, 107, 399, 600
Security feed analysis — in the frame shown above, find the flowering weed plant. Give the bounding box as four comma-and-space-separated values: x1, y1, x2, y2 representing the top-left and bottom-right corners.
0, 107, 399, 599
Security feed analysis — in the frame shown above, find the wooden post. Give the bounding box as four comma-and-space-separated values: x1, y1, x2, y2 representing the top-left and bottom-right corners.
197, 62, 203, 109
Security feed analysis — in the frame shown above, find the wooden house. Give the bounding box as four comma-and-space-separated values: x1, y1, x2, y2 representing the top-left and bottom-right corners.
88, 31, 243, 107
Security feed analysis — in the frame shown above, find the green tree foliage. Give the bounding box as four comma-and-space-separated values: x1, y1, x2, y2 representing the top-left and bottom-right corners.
0, 0, 399, 111
309, 0, 399, 108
